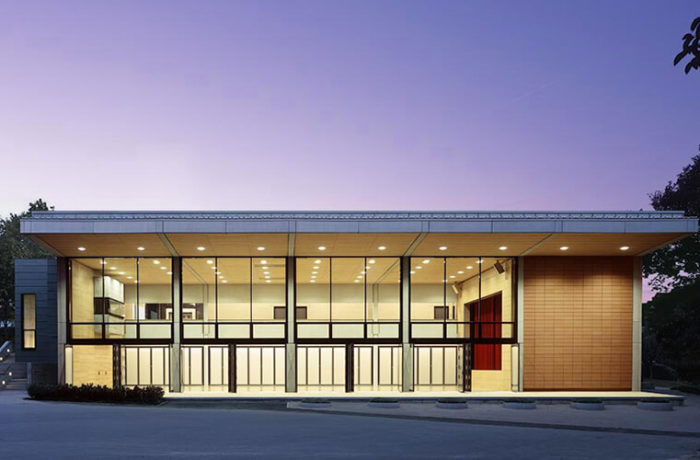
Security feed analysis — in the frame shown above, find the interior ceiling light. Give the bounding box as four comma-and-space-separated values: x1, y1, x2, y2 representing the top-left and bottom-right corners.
449, 275, 456, 278
127, 276, 133, 279
77, 247, 86, 252
318, 246, 327, 251
207, 260, 214, 265
439, 246, 447, 251
560, 246, 569, 251
620, 246, 630, 251
457, 270, 464, 274
422, 259, 430, 264
100, 261, 106, 265
166, 272, 172, 275
467, 266, 473, 270
137, 247, 145, 251
368, 259, 376, 264
416, 266, 422, 270
223, 280, 229, 283
410, 270, 416, 274
265, 280, 270, 283
310, 280, 316, 283
118, 271, 125, 275
160, 266, 166, 270
314, 259, 321, 264
153, 260, 160, 264
216, 271, 221, 275
196, 246, 206, 251
354, 280, 359, 283
499, 246, 507, 251
378, 246, 387, 251
261, 260, 267, 265
110, 266, 116, 270
257, 246, 265, 251
476, 260, 483, 264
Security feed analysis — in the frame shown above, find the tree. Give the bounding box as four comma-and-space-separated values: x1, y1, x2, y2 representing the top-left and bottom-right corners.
643, 155, 700, 382
0, 199, 53, 344
674, 16, 700, 74
643, 155, 700, 291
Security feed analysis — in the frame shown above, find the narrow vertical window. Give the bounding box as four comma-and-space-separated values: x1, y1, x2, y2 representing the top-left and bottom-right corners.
23, 294, 36, 349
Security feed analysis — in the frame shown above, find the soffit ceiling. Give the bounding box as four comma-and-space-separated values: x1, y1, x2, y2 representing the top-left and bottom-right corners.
34, 232, 687, 258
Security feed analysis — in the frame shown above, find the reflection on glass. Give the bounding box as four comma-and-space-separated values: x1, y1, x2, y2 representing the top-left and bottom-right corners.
296, 258, 330, 321
252, 257, 285, 322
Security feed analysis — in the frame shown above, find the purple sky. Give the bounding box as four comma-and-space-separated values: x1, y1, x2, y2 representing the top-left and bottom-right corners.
0, 0, 698, 214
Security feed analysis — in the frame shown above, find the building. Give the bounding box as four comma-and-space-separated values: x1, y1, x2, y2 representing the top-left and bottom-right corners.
13, 210, 698, 394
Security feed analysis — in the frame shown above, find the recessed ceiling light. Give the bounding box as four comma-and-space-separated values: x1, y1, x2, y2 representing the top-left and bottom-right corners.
310, 280, 316, 283
368, 259, 376, 264
77, 247, 86, 252
153, 260, 160, 264
499, 246, 507, 251
318, 246, 326, 251
219, 276, 224, 280
216, 271, 221, 275
166, 272, 172, 275
361, 271, 366, 275
422, 259, 430, 264
265, 280, 270, 283
560, 246, 569, 251
160, 266, 166, 270
377, 246, 386, 251
439, 246, 447, 251
127, 276, 133, 279
100, 261, 106, 265
137, 247, 145, 251
223, 280, 229, 283
118, 272, 125, 275
449, 275, 456, 279
416, 266, 422, 270
620, 246, 630, 251
207, 260, 214, 265
257, 246, 265, 251
410, 270, 416, 274
110, 266, 116, 270
314, 259, 321, 264
467, 266, 473, 270
196, 246, 206, 251
354, 280, 359, 283
476, 260, 483, 264
134, 280, 138, 284
261, 260, 267, 265
311, 275, 316, 279
264, 271, 270, 275
457, 270, 464, 274
312, 271, 318, 275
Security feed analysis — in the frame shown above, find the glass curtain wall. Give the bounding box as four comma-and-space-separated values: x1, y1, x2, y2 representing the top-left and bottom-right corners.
70, 258, 172, 340
296, 257, 400, 339
409, 256, 515, 341
182, 258, 286, 340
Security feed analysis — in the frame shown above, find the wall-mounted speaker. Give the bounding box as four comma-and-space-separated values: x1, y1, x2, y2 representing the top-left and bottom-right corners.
494, 260, 505, 274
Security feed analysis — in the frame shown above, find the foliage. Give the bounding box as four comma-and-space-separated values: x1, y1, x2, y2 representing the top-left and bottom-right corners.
643, 155, 700, 291
674, 17, 700, 74
27, 383, 164, 405
0, 199, 53, 342
642, 154, 700, 382
643, 282, 700, 381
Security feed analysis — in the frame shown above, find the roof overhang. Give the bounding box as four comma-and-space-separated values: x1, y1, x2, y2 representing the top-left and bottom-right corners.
21, 210, 698, 258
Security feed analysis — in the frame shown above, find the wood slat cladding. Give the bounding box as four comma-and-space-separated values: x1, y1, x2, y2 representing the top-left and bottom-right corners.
522, 256, 633, 390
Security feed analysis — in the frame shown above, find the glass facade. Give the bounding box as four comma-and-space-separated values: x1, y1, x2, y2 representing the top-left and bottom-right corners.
66, 254, 516, 393
69, 258, 172, 340
182, 258, 286, 340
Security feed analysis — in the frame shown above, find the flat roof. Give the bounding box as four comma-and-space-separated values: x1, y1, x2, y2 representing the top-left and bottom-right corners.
21, 210, 699, 234
21, 210, 697, 257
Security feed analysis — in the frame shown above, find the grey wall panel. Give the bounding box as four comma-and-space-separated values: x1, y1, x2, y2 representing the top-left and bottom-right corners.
14, 259, 58, 365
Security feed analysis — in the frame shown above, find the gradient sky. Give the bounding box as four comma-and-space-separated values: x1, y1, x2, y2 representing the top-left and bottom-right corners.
0, 0, 698, 215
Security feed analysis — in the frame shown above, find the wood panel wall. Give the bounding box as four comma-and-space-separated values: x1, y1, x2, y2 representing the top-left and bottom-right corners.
72, 345, 113, 386
522, 256, 633, 390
